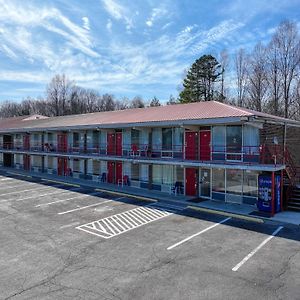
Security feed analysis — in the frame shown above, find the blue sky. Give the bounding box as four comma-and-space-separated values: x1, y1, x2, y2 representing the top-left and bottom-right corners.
0, 0, 299, 102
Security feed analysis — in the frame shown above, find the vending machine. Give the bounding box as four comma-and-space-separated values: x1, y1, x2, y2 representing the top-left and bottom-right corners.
257, 174, 281, 213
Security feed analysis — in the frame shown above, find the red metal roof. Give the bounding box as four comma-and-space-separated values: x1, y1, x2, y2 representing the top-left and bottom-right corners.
0, 101, 296, 131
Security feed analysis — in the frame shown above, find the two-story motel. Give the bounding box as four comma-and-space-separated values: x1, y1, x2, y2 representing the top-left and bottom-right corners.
0, 101, 299, 215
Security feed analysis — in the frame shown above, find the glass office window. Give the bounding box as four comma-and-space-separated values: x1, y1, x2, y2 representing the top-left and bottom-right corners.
243, 170, 258, 197
212, 168, 225, 193
226, 169, 242, 195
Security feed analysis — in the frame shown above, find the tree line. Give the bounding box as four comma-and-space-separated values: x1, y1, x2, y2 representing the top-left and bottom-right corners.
179, 20, 300, 119
0, 20, 299, 120
0, 74, 170, 118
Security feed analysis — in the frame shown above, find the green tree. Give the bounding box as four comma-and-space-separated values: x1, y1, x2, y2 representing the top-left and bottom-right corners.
179, 55, 222, 103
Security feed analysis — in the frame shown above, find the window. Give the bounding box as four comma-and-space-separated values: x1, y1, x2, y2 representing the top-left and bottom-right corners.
15, 154, 21, 164
73, 132, 80, 147
48, 133, 53, 143
48, 157, 54, 169
162, 128, 172, 150
173, 128, 183, 152
92, 131, 99, 148
243, 170, 258, 197
212, 126, 226, 153
162, 165, 173, 185
175, 166, 184, 183
131, 129, 139, 147
32, 156, 42, 167
93, 160, 100, 175
212, 168, 225, 193
226, 169, 242, 195
227, 126, 242, 153
73, 159, 80, 172
152, 165, 162, 184
131, 164, 140, 181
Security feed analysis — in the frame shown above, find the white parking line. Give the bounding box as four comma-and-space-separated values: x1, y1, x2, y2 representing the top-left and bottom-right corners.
16, 187, 81, 202
0, 186, 77, 203
57, 197, 123, 215
232, 226, 284, 272
0, 182, 38, 190
0, 185, 62, 198
167, 217, 232, 250
76, 204, 174, 239
35, 192, 101, 207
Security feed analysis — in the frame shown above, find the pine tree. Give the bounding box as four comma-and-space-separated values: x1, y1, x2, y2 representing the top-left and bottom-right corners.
179, 55, 222, 103
149, 96, 161, 107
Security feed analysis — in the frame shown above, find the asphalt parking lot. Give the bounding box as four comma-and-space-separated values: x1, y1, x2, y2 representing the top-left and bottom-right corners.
0, 172, 299, 300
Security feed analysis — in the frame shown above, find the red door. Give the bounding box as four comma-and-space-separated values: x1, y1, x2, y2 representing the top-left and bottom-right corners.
23, 135, 30, 151
185, 132, 197, 160
57, 158, 68, 176
58, 158, 63, 176
200, 130, 211, 161
116, 132, 122, 156
116, 162, 122, 184
23, 154, 30, 171
107, 161, 115, 183
57, 134, 67, 152
185, 168, 197, 196
107, 133, 115, 155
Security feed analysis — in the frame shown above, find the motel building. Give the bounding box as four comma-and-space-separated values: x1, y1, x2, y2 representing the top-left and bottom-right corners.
0, 101, 299, 216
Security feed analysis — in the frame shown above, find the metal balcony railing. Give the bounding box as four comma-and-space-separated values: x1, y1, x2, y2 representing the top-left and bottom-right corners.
0, 142, 286, 166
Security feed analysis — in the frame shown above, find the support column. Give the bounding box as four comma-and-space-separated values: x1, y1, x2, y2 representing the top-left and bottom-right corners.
271, 171, 275, 216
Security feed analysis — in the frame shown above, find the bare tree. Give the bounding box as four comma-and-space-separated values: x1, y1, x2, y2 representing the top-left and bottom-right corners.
130, 96, 145, 108
235, 48, 248, 106
219, 49, 229, 102
273, 20, 300, 118
246, 43, 269, 112
149, 96, 161, 107
46, 74, 74, 116
267, 38, 283, 115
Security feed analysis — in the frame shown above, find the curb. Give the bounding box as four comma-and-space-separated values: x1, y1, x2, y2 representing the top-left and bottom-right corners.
42, 179, 81, 188
95, 188, 157, 203
187, 205, 265, 224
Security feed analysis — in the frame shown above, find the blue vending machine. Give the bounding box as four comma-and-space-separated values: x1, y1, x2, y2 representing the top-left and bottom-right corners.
257, 174, 281, 213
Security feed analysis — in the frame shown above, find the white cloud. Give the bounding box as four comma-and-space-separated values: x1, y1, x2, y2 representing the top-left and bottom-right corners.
101, 0, 133, 30
0, 2, 99, 58
106, 19, 112, 31
146, 7, 168, 27
82, 17, 90, 31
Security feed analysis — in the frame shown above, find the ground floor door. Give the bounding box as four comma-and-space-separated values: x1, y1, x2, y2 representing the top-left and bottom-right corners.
116, 161, 122, 184
200, 168, 211, 198
200, 130, 211, 161
23, 154, 30, 170
107, 161, 115, 183
3, 153, 13, 167
185, 132, 197, 160
58, 157, 68, 176
185, 168, 197, 196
